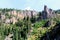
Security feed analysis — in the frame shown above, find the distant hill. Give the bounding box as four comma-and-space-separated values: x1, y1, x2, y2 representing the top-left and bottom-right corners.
54, 10, 60, 14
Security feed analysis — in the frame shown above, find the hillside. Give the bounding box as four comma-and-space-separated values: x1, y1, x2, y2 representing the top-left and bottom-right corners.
0, 5, 60, 40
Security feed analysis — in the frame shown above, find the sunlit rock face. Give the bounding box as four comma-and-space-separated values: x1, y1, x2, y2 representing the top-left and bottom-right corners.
5, 17, 17, 24
5, 19, 11, 24
1, 15, 5, 20
8, 10, 38, 19
4, 33, 13, 40
10, 17, 17, 24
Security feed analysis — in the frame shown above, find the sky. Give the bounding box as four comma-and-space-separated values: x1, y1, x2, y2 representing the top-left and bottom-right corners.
0, 0, 60, 11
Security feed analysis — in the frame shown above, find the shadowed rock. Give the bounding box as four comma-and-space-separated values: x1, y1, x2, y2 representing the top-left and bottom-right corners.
40, 23, 60, 40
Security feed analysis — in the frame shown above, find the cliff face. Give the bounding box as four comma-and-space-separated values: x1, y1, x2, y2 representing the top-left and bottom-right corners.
8, 10, 38, 19
42, 5, 56, 19
0, 9, 38, 24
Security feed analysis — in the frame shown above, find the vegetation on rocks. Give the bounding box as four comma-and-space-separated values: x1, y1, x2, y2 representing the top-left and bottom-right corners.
0, 8, 60, 40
